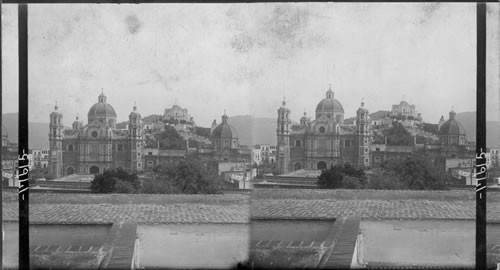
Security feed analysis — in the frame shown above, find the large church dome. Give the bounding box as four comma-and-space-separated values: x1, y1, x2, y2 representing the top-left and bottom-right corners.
315, 86, 344, 121
211, 112, 239, 150
212, 114, 239, 139
438, 110, 466, 146
438, 111, 466, 136
87, 91, 117, 127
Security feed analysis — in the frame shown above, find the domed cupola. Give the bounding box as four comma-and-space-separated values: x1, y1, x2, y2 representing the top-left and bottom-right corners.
300, 111, 310, 126
356, 98, 370, 126
211, 111, 239, 149
438, 108, 466, 145
315, 84, 344, 122
72, 114, 83, 130
87, 90, 117, 128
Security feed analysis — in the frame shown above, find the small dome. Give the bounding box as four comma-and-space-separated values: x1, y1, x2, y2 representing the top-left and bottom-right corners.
438, 111, 466, 136
357, 99, 368, 114
88, 92, 117, 119
212, 113, 239, 139
129, 103, 140, 117
50, 104, 63, 117
315, 86, 344, 114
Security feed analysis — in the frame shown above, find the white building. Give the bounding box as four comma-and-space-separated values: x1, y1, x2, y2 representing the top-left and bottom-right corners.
252, 149, 262, 165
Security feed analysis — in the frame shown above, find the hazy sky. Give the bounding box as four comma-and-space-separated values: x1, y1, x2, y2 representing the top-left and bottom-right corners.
2, 3, 499, 127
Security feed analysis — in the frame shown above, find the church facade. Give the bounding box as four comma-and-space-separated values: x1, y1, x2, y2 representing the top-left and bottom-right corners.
48, 92, 144, 178
276, 86, 371, 174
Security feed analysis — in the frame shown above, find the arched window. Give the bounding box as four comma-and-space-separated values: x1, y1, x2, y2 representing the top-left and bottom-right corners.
68, 144, 73, 152
89, 166, 99, 174
317, 161, 327, 170
66, 167, 74, 175
319, 127, 325, 134
294, 162, 302, 171
295, 140, 301, 147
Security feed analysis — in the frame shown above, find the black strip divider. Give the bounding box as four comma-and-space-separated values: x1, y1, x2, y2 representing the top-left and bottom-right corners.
476, 2, 487, 270
18, 3, 30, 270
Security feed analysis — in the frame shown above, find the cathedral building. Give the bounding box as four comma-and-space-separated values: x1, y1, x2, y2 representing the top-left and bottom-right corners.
48, 91, 144, 178
276, 85, 371, 174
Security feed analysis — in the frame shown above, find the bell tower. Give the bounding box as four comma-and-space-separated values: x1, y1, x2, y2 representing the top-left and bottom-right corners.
49, 103, 64, 179
356, 99, 371, 168
277, 97, 291, 174
129, 103, 143, 172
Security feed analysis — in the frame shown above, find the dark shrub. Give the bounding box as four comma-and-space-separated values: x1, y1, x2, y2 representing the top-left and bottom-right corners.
90, 168, 140, 193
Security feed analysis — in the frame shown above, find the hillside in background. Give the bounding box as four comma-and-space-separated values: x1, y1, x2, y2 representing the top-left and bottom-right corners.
454, 111, 500, 148
226, 115, 277, 146
2, 111, 499, 150
2, 113, 48, 149
454, 112, 476, 143
345, 110, 390, 124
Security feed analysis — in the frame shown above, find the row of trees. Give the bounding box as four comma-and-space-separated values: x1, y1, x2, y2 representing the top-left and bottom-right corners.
317, 155, 450, 190
90, 158, 223, 194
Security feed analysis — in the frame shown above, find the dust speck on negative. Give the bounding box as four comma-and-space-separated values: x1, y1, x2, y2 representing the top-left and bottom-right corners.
125, 15, 141, 34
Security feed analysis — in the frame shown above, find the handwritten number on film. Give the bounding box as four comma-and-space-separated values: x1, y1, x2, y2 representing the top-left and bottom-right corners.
18, 149, 29, 200
475, 148, 487, 196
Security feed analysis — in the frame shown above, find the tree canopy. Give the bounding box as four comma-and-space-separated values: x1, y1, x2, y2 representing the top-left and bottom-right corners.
317, 155, 449, 190
383, 121, 413, 146
317, 164, 367, 189
142, 158, 222, 194
155, 126, 187, 150
380, 154, 448, 190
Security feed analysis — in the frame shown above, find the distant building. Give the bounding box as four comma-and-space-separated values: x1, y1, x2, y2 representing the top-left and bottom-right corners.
48, 91, 144, 178
142, 148, 187, 170
143, 122, 154, 132
164, 105, 193, 124
277, 85, 371, 173
370, 144, 415, 167
391, 100, 417, 119
252, 148, 262, 165
32, 149, 49, 169
2, 126, 19, 187
490, 148, 500, 168
255, 144, 276, 164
